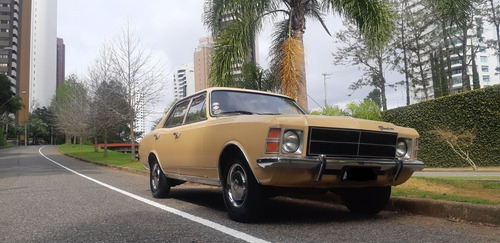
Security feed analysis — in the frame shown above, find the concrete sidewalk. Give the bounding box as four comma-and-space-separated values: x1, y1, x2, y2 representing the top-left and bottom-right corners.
414, 170, 500, 177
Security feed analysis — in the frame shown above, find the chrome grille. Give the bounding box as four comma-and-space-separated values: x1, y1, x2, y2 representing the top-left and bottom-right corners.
307, 127, 397, 159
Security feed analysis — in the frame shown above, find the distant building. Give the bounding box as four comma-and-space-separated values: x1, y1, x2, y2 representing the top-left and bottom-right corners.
193, 37, 213, 92
56, 37, 65, 88
172, 63, 195, 99
135, 89, 145, 138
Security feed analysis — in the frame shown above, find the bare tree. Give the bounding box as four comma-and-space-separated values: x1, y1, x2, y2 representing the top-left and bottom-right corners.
433, 128, 478, 170
52, 74, 90, 149
110, 22, 167, 161
87, 42, 129, 156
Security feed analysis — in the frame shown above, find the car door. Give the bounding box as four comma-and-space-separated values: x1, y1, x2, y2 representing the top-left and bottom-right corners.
154, 94, 207, 177
173, 94, 207, 177
153, 99, 190, 175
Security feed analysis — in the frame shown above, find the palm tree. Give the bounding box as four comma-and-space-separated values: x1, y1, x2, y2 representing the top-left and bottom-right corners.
203, 0, 395, 109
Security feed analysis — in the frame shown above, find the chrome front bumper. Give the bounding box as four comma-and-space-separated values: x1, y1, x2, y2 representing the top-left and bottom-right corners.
257, 155, 425, 182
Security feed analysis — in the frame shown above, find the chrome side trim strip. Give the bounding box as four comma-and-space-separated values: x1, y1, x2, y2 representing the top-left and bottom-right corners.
164, 173, 221, 187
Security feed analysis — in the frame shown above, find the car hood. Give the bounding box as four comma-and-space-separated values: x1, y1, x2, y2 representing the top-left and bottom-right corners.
271, 115, 417, 136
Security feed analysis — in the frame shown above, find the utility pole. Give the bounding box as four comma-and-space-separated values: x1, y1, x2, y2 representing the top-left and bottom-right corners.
322, 73, 332, 107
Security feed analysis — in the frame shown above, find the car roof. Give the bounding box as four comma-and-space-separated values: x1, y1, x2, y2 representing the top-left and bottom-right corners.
190, 87, 293, 100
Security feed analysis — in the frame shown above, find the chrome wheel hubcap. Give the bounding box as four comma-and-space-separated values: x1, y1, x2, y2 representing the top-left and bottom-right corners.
226, 164, 248, 208
151, 163, 160, 190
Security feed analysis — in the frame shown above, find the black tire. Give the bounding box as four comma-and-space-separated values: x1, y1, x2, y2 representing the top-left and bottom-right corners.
340, 186, 391, 215
222, 157, 263, 222
150, 160, 170, 198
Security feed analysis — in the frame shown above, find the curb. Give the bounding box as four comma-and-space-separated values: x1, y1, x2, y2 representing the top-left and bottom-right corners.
387, 197, 500, 226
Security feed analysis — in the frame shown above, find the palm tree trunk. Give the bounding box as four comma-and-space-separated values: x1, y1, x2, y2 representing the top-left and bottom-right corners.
291, 3, 308, 110
292, 32, 308, 110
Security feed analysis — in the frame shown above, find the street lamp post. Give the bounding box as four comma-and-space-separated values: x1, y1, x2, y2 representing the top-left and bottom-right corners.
322, 73, 332, 107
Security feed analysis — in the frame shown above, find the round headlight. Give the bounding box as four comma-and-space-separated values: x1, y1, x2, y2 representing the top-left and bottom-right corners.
282, 130, 300, 153
396, 140, 408, 158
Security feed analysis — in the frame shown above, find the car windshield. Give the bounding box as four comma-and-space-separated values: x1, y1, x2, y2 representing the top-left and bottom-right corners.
210, 90, 305, 116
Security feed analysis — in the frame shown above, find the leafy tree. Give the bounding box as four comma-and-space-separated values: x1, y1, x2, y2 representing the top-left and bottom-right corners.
310, 99, 381, 121
332, 22, 396, 111
204, 0, 395, 109
0, 74, 22, 116
365, 89, 382, 109
310, 105, 348, 116
346, 99, 382, 121
239, 62, 276, 92
27, 116, 48, 145
30, 107, 56, 145
91, 80, 128, 156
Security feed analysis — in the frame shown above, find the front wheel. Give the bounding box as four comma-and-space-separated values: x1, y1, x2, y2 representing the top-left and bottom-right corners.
340, 186, 391, 215
222, 158, 263, 222
150, 160, 170, 198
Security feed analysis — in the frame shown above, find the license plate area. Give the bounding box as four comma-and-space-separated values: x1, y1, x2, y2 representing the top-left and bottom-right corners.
341, 167, 378, 182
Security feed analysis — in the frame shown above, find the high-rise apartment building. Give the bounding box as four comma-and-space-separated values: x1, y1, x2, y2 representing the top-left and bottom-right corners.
172, 63, 195, 100
0, 0, 20, 88
193, 37, 213, 92
16, 0, 57, 125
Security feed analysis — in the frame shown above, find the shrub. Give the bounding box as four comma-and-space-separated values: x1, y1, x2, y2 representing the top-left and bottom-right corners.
382, 85, 500, 167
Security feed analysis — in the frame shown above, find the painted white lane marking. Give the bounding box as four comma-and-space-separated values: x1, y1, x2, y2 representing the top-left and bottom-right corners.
39, 147, 269, 243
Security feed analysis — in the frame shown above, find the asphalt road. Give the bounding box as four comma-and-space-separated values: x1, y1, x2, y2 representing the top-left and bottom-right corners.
1, 145, 499, 242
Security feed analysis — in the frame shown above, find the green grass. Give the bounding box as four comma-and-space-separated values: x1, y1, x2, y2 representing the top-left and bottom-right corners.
393, 176, 500, 205
58, 144, 146, 171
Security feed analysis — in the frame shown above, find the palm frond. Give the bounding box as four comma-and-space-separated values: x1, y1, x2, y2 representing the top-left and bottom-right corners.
274, 37, 305, 100
324, 0, 396, 50
424, 0, 474, 27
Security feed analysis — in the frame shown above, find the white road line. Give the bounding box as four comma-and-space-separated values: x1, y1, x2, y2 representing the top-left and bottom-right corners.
39, 147, 269, 243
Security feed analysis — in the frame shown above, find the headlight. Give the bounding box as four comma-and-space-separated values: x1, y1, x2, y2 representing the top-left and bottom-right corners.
396, 138, 411, 159
282, 130, 301, 153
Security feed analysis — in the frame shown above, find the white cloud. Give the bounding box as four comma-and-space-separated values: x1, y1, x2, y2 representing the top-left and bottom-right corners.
57, 0, 407, 115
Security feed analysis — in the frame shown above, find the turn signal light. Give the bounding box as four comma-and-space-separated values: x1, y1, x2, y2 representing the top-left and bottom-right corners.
266, 128, 281, 153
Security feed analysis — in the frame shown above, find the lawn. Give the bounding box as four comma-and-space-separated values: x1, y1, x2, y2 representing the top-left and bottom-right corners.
393, 176, 500, 205
58, 144, 146, 171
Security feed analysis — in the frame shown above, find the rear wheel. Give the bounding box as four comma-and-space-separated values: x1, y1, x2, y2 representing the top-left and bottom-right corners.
340, 186, 391, 215
222, 157, 263, 222
150, 160, 170, 198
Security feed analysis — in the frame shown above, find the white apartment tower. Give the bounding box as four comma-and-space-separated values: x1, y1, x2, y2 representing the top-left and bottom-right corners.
173, 63, 195, 99
28, 0, 57, 109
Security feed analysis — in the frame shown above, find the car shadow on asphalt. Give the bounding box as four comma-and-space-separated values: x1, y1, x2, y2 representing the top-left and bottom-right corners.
166, 185, 391, 224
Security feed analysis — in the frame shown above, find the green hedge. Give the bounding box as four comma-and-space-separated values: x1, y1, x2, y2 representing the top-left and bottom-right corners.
382, 85, 500, 167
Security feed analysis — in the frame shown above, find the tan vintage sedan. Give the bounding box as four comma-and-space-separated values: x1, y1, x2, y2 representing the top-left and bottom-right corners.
138, 87, 424, 222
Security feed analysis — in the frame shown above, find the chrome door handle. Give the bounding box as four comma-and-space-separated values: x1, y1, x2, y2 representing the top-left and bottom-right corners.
173, 132, 181, 139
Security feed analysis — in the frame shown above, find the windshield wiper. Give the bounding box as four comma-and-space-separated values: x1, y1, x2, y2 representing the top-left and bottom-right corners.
256, 112, 281, 115
218, 110, 254, 115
